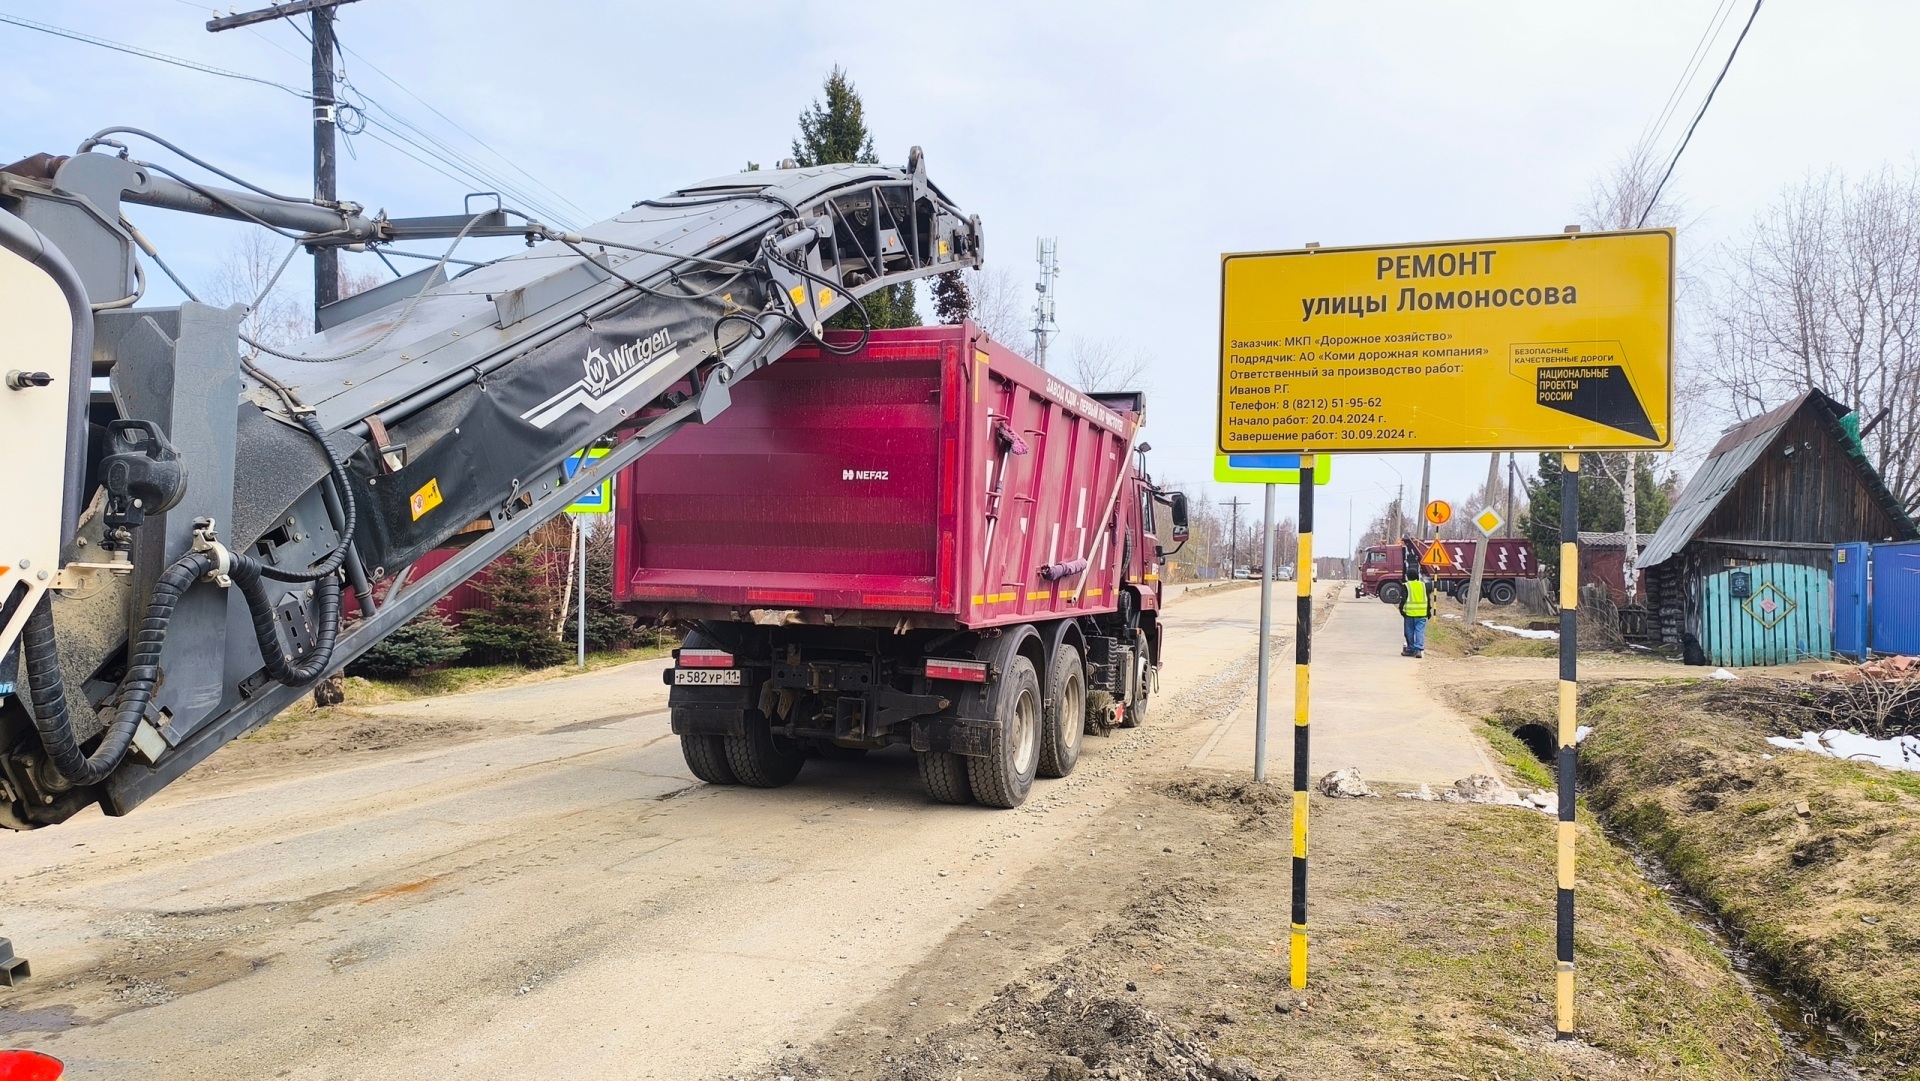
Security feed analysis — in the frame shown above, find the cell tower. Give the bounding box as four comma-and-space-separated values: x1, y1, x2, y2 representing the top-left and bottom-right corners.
1032, 237, 1059, 369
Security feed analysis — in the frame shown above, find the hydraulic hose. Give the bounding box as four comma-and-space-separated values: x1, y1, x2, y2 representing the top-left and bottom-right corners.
23, 551, 211, 786
21, 545, 344, 787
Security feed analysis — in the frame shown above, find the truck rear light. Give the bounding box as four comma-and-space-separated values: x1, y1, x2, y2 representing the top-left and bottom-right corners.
926, 658, 988, 683
679, 649, 735, 668
746, 589, 815, 604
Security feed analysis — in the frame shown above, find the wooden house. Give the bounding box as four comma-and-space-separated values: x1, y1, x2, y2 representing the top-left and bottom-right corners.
1637, 390, 1916, 666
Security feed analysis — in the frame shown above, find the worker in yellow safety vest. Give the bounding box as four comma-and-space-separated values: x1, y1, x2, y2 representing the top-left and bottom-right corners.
1399, 555, 1433, 658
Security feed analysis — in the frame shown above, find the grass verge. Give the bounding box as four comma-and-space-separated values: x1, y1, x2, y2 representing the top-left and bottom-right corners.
1481, 678, 1920, 1078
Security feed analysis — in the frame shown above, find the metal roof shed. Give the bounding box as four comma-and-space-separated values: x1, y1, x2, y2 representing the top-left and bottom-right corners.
1637, 390, 1916, 664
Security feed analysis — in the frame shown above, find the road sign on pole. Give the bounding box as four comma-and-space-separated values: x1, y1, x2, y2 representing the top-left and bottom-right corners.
1421, 542, 1454, 568
1474, 507, 1505, 536
1425, 500, 1452, 526
1214, 453, 1331, 485
564, 447, 614, 514
1217, 230, 1673, 455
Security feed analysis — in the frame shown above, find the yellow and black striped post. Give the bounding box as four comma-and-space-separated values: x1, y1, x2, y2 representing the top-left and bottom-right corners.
1290, 454, 1315, 989
1555, 452, 1580, 1038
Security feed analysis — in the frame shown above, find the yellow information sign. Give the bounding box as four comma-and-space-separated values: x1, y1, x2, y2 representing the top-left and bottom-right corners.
1218, 230, 1673, 454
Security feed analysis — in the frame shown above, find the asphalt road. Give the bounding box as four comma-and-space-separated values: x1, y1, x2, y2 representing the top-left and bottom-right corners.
0, 584, 1296, 1080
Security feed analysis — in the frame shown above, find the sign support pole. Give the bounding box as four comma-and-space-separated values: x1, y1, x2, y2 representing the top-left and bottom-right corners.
1555, 453, 1580, 1038
1254, 484, 1276, 782
1290, 456, 1314, 989
576, 515, 588, 669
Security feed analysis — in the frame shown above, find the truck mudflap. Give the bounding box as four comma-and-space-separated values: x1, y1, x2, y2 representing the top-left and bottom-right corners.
668, 680, 756, 737
909, 716, 997, 758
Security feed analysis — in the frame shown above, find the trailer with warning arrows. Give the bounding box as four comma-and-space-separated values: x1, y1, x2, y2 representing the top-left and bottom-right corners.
1354, 538, 1538, 606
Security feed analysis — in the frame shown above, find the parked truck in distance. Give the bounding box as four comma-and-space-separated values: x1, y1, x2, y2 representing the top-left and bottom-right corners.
1355, 538, 1538, 607
613, 323, 1186, 809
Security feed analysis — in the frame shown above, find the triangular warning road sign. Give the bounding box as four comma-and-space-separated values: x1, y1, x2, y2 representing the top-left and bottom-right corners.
1421, 542, 1454, 568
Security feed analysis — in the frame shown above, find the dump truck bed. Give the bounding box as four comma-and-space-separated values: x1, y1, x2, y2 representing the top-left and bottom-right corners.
612, 323, 1142, 630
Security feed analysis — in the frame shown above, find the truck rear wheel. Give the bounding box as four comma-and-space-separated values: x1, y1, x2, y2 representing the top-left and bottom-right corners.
968, 655, 1042, 808
1038, 644, 1085, 778
1379, 581, 1407, 606
918, 750, 974, 804
723, 710, 806, 788
1486, 580, 1518, 606
680, 733, 738, 785
1117, 632, 1151, 728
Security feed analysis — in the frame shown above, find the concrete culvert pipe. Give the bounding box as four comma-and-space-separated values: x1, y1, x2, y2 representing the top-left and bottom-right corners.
1512, 723, 1556, 763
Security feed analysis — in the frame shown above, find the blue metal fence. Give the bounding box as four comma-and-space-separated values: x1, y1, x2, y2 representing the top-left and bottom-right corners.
1868, 542, 1920, 656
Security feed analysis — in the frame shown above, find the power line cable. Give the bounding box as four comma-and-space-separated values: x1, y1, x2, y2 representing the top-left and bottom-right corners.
1639, 0, 1765, 227
1644, 0, 1737, 153
0, 11, 309, 98
337, 41, 591, 222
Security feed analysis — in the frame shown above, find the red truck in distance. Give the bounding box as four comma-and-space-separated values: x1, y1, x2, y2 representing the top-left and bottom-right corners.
613, 323, 1186, 809
1355, 538, 1538, 607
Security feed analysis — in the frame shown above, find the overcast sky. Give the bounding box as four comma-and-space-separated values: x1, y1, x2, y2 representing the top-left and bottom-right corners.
5, 1, 1914, 554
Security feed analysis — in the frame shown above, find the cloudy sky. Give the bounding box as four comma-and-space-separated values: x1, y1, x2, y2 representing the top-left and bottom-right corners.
5, 1, 1913, 553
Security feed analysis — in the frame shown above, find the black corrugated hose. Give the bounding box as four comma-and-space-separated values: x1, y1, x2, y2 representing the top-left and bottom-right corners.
22, 546, 342, 787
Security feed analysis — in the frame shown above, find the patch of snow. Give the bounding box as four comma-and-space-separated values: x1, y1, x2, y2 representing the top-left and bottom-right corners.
1766, 730, 1920, 773
1481, 621, 1558, 640
1711, 668, 1738, 680
1576, 725, 1593, 744
1441, 613, 1462, 621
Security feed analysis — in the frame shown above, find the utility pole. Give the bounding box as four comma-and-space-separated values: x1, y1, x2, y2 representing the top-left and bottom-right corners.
1463, 452, 1502, 624
207, 0, 363, 328
1417, 453, 1432, 538
1224, 495, 1249, 577
1505, 453, 1519, 538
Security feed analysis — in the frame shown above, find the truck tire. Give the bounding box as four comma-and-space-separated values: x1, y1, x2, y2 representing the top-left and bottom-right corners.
968, 655, 1043, 808
1379, 581, 1407, 606
680, 733, 738, 785
723, 710, 806, 788
1117, 631, 1151, 728
1486, 580, 1518, 606
1038, 644, 1085, 778
918, 750, 974, 804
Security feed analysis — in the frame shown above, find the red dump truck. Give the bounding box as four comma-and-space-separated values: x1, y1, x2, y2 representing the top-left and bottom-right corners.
612, 323, 1187, 808
1355, 538, 1538, 606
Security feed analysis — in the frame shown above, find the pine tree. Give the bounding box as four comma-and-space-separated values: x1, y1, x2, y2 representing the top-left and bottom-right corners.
792, 66, 920, 330
349, 610, 466, 679
459, 541, 568, 667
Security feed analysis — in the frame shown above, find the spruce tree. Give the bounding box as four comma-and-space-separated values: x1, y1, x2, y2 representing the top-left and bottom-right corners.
350, 610, 466, 679
459, 541, 568, 667
582, 525, 636, 651
792, 66, 920, 330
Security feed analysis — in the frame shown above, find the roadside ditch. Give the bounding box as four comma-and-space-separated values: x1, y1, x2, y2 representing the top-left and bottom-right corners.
1463, 677, 1920, 1081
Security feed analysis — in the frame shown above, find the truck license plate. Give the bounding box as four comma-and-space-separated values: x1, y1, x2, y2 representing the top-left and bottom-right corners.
674, 669, 742, 686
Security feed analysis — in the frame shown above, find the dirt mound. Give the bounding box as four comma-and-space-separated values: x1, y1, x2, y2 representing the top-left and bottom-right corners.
877, 977, 1268, 1081
1161, 778, 1287, 828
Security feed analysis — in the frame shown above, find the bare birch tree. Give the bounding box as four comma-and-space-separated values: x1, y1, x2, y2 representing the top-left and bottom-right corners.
1706, 166, 1920, 512
1580, 139, 1689, 602
1061, 335, 1152, 392
208, 231, 309, 347
962, 265, 1027, 348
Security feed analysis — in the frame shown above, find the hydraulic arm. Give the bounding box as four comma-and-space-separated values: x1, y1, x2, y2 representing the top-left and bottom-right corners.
0, 138, 981, 828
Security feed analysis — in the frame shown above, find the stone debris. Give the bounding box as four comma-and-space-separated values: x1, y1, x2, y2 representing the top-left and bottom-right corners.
1398, 774, 1553, 812
1316, 767, 1377, 798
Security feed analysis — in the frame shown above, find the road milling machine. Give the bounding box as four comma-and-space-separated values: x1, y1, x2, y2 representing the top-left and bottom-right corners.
0, 130, 982, 830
